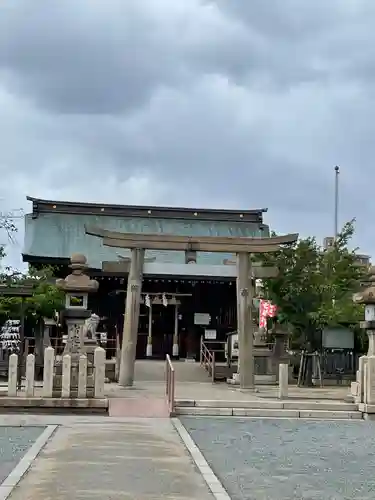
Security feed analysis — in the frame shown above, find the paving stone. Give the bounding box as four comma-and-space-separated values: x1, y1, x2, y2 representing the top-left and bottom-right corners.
181, 416, 375, 499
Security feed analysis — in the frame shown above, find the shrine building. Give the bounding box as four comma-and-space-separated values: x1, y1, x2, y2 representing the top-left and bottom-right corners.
22, 196, 270, 360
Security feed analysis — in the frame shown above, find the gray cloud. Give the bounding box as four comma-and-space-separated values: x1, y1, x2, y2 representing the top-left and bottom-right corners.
0, 0, 374, 269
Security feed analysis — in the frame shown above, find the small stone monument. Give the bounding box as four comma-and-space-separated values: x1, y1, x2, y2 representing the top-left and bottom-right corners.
53, 253, 99, 397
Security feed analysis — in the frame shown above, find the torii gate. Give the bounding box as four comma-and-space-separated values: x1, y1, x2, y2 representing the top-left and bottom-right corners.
86, 227, 298, 389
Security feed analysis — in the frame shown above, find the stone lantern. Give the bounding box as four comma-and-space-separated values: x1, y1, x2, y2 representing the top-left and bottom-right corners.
352, 266, 375, 408
353, 266, 375, 355
53, 253, 99, 397
268, 322, 290, 381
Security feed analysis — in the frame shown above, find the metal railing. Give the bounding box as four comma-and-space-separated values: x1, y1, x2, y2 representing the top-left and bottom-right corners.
200, 338, 217, 383
165, 354, 175, 415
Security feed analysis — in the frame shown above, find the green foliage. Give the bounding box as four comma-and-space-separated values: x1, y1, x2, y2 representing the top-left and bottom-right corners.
0, 214, 64, 322
25, 267, 65, 319
255, 220, 366, 348
0, 264, 64, 321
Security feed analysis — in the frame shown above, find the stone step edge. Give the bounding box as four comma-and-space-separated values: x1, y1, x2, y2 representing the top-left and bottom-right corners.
176, 407, 363, 419
175, 399, 358, 411
0, 397, 109, 408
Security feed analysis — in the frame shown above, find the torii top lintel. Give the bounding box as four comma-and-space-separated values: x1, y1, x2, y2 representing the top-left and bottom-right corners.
85, 226, 298, 253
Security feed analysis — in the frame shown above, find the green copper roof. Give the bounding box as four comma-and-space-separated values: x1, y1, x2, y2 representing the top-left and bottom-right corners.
24, 212, 269, 269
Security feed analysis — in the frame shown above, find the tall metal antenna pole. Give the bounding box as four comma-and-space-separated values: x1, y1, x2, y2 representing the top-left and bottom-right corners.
334, 165, 340, 239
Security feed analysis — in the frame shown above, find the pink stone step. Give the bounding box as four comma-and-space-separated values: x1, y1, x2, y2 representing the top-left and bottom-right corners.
109, 398, 170, 417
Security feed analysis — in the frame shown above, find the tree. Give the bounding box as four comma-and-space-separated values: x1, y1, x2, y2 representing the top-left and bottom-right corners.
0, 209, 64, 321
256, 220, 365, 350
0, 266, 65, 322
0, 209, 20, 267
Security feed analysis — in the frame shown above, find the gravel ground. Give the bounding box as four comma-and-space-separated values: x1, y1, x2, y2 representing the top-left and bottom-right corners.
181, 417, 375, 500
0, 426, 45, 485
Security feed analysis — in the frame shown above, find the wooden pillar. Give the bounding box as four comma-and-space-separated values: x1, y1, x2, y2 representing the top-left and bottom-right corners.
236, 252, 254, 389
172, 304, 179, 357
146, 304, 153, 357
119, 248, 145, 387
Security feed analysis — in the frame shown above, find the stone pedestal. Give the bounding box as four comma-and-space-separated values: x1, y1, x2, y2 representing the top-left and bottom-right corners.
368, 331, 375, 356
356, 355, 367, 403
53, 318, 95, 398
364, 356, 375, 404
351, 267, 375, 409
350, 338, 375, 404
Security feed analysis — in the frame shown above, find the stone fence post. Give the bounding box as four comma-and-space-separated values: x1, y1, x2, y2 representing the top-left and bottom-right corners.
43, 346, 54, 398
25, 353, 35, 397
278, 363, 288, 399
8, 353, 18, 397
78, 355, 88, 398
94, 347, 105, 398
61, 354, 72, 398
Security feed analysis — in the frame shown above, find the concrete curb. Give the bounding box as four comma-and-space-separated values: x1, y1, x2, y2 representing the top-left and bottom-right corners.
0, 424, 58, 500
172, 418, 231, 500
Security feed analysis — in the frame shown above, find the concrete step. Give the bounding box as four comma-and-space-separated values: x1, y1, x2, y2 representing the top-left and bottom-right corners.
175, 406, 362, 419
202, 364, 236, 381
175, 399, 362, 419
176, 399, 358, 411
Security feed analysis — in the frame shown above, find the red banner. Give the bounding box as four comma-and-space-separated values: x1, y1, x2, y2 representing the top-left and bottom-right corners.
259, 300, 277, 328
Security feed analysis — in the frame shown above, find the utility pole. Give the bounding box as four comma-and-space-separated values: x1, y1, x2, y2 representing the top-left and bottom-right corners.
334, 166, 340, 239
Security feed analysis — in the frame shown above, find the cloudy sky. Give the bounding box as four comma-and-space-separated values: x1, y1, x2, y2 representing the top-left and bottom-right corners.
0, 0, 374, 268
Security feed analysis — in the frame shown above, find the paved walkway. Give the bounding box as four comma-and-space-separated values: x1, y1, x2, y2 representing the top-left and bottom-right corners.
106, 360, 350, 407
5, 415, 213, 500
0, 361, 351, 421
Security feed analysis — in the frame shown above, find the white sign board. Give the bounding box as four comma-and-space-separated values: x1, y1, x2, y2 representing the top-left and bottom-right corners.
365, 305, 375, 321
231, 334, 239, 358
204, 329, 217, 340
322, 328, 354, 350
194, 313, 211, 325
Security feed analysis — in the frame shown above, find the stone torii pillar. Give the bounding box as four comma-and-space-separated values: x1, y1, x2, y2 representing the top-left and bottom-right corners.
237, 252, 254, 389
227, 257, 276, 387
118, 248, 145, 387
